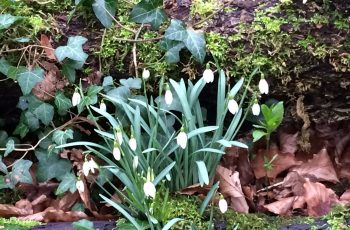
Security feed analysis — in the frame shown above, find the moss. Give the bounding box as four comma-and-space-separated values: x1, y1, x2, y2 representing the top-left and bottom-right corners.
190, 0, 219, 18
0, 217, 41, 229
0, 188, 24, 205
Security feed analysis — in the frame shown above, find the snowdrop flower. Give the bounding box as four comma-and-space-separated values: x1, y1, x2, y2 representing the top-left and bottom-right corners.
115, 127, 123, 144
258, 78, 269, 94
219, 197, 228, 213
82, 159, 99, 176
228, 98, 239, 115
252, 101, 260, 116
303, 0, 307, 3
142, 68, 150, 80
129, 136, 137, 151
166, 173, 171, 181
133, 156, 139, 170
203, 68, 214, 83
144, 168, 156, 198
99, 100, 107, 112
143, 181, 156, 199
76, 180, 84, 193
176, 128, 188, 149
164, 84, 173, 106
71, 90, 81, 107
113, 142, 121, 161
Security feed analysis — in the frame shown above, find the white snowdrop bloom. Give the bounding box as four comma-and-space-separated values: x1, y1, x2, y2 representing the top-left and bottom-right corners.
166, 173, 171, 181
82, 159, 99, 176
113, 144, 121, 161
115, 128, 123, 144
219, 198, 228, 213
142, 68, 150, 80
228, 99, 239, 115
143, 181, 156, 199
258, 78, 269, 94
176, 131, 188, 149
99, 101, 107, 112
76, 180, 85, 193
71, 91, 81, 107
303, 0, 307, 3
129, 137, 137, 151
165, 89, 173, 106
252, 102, 261, 116
203, 68, 214, 83
133, 156, 139, 170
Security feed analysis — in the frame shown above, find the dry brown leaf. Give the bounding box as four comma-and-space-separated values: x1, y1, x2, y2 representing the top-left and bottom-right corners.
20, 207, 88, 223
293, 196, 306, 209
251, 144, 301, 179
19, 182, 58, 201
283, 171, 306, 196
57, 192, 80, 211
0, 203, 32, 217
32, 71, 67, 101
215, 165, 249, 213
264, 196, 296, 215
279, 131, 299, 154
179, 183, 212, 195
40, 34, 56, 61
340, 189, 350, 202
78, 178, 97, 212
291, 148, 339, 183
303, 179, 339, 217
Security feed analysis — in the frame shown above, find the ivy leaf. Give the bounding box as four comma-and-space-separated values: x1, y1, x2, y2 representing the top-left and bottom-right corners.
0, 156, 8, 174
13, 114, 29, 138
184, 29, 206, 63
120, 78, 141, 89
16, 67, 44, 95
35, 149, 72, 182
0, 58, 13, 76
4, 139, 14, 157
129, 0, 166, 30
55, 36, 88, 62
55, 91, 72, 115
33, 103, 54, 126
9, 160, 33, 186
55, 172, 77, 195
0, 14, 19, 30
92, 0, 116, 28
164, 19, 187, 41
72, 219, 94, 230
52, 129, 73, 145
102, 76, 114, 92
24, 111, 40, 131
159, 39, 185, 64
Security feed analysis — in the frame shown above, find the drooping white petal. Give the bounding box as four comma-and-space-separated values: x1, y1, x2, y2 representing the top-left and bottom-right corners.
143, 181, 156, 199
88, 159, 99, 174
203, 69, 214, 83
116, 130, 123, 144
128, 138, 137, 151
142, 69, 150, 80
99, 102, 107, 112
176, 131, 188, 149
133, 156, 139, 170
228, 99, 239, 115
82, 161, 90, 177
303, 0, 307, 3
72, 91, 81, 107
165, 89, 173, 106
252, 103, 261, 116
258, 79, 269, 94
113, 146, 121, 161
166, 173, 171, 181
76, 180, 85, 193
219, 198, 228, 213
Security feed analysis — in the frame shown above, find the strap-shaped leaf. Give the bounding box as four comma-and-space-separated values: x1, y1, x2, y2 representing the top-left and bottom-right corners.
187, 126, 218, 139
129, 0, 166, 30
17, 66, 44, 95
55, 36, 88, 62
162, 218, 183, 230
153, 161, 176, 186
92, 0, 116, 28
196, 161, 209, 186
199, 181, 219, 215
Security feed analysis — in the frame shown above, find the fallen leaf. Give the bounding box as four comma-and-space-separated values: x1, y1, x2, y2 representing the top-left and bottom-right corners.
0, 204, 32, 217
291, 148, 339, 183
179, 183, 212, 195
251, 144, 301, 179
20, 207, 88, 222
283, 171, 305, 196
215, 165, 249, 213
78, 178, 97, 212
279, 131, 299, 154
264, 196, 296, 215
57, 192, 80, 211
40, 34, 56, 61
340, 189, 350, 202
303, 179, 339, 217
32, 70, 67, 101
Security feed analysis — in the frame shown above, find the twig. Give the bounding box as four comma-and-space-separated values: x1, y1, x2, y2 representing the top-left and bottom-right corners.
113, 36, 164, 43
256, 181, 283, 193
193, 1, 232, 28
133, 25, 143, 78
101, 4, 136, 34
0, 45, 54, 54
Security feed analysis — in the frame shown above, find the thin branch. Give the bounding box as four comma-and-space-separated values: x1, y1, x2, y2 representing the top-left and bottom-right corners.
0, 45, 54, 54
193, 1, 232, 28
113, 36, 164, 43
133, 25, 143, 78
102, 4, 136, 34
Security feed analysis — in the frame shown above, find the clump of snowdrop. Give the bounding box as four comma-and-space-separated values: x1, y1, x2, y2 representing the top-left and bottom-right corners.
115, 127, 123, 144
113, 141, 121, 161
143, 168, 156, 199
99, 100, 107, 112
82, 159, 99, 177
252, 100, 261, 116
